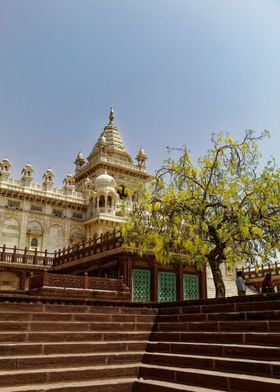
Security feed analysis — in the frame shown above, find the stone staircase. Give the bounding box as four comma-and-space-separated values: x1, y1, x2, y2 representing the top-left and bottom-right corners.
0, 300, 156, 392
136, 295, 280, 391
0, 294, 280, 391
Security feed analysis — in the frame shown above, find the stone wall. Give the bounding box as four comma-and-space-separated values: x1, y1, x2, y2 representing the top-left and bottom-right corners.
207, 263, 257, 298
0, 205, 85, 253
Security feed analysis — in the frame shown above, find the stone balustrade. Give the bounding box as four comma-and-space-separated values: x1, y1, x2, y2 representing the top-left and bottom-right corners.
0, 230, 123, 269
29, 270, 128, 292
0, 245, 55, 267
242, 261, 280, 279
242, 261, 280, 292
0, 179, 84, 202
53, 230, 123, 266
85, 154, 147, 173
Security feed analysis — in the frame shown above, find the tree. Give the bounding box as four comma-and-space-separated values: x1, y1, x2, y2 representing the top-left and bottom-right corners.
122, 130, 280, 297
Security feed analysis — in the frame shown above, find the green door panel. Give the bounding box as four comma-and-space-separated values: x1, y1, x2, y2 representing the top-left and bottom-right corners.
158, 271, 176, 302
184, 273, 199, 300
132, 269, 150, 302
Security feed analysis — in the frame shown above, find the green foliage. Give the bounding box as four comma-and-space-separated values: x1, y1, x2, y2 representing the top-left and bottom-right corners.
122, 130, 280, 297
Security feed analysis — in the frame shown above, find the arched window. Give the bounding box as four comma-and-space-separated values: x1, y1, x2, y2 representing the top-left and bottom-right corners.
30, 238, 38, 248
99, 195, 105, 208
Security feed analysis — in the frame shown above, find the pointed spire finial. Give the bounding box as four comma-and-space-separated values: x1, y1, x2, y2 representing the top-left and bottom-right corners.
109, 107, 114, 125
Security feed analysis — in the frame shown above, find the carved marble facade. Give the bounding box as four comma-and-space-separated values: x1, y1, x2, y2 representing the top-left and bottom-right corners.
0, 109, 151, 254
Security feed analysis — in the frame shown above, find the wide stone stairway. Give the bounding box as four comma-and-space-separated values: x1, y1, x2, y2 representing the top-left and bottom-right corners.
0, 299, 156, 392
0, 294, 280, 391
137, 294, 280, 391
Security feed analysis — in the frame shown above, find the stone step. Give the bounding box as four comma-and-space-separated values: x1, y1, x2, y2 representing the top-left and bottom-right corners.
0, 378, 136, 392
139, 364, 280, 392
157, 309, 280, 323
147, 341, 280, 361
0, 364, 140, 388
0, 340, 148, 356
142, 352, 280, 379
0, 351, 144, 370
0, 331, 151, 343
150, 331, 280, 346
135, 379, 227, 391
0, 321, 154, 332
0, 311, 156, 323
154, 320, 280, 332
0, 303, 157, 315
158, 299, 280, 316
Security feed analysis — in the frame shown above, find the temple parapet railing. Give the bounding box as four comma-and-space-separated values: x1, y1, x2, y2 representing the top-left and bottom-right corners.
0, 245, 55, 268
242, 261, 280, 280
84, 154, 147, 173
53, 230, 123, 267
242, 262, 280, 292
0, 231, 123, 269
0, 178, 84, 200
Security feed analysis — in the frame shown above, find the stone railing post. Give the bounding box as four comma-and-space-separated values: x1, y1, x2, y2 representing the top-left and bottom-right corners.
81, 240, 85, 257
33, 248, 38, 265
53, 250, 57, 266
57, 249, 61, 264
84, 272, 89, 289
22, 247, 27, 264
1, 244, 6, 261
12, 245, 17, 262
43, 249, 48, 266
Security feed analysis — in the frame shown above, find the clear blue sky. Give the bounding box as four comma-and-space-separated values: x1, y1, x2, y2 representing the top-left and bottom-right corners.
0, 0, 279, 185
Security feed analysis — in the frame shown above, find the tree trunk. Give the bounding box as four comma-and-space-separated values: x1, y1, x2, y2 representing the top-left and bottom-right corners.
209, 259, 225, 298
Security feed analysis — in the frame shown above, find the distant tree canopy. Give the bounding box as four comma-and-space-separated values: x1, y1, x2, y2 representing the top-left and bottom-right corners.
122, 130, 280, 297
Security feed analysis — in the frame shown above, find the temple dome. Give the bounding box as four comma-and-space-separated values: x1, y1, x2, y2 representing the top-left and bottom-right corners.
95, 172, 116, 191
21, 163, 34, 177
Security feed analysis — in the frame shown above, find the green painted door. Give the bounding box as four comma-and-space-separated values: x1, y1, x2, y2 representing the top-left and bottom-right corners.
132, 269, 151, 302
158, 271, 176, 302
184, 274, 199, 300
